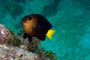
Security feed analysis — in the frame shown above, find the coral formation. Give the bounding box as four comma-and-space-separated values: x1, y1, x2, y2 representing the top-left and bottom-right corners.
0, 44, 39, 60
0, 24, 57, 60
36, 48, 57, 60
0, 24, 11, 44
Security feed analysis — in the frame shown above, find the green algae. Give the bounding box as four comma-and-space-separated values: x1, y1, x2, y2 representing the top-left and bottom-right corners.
5, 29, 57, 59
36, 48, 57, 60
7, 31, 23, 46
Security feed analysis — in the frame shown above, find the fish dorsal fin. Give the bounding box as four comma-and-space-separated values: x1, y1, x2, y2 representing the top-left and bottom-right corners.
46, 30, 55, 40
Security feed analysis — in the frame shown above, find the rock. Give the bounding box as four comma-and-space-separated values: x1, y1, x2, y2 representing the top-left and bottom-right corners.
0, 44, 40, 60
0, 24, 11, 44
0, 24, 57, 60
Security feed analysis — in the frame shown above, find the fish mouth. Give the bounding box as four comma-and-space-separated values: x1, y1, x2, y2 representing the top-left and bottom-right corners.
21, 20, 24, 24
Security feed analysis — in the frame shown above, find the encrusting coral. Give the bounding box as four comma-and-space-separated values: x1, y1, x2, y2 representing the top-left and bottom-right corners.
0, 24, 57, 60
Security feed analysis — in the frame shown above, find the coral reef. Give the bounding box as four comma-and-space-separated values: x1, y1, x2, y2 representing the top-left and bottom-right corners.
0, 44, 39, 60
0, 24, 11, 44
36, 48, 57, 60
0, 24, 57, 60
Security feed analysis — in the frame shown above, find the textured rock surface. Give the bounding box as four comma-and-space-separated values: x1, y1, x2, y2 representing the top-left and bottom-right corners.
0, 24, 56, 60
0, 44, 40, 60
0, 24, 11, 44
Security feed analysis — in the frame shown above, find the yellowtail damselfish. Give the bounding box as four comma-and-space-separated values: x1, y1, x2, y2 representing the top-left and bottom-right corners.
21, 14, 55, 42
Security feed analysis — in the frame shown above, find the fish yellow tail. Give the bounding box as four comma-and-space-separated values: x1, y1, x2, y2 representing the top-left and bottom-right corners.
46, 30, 55, 40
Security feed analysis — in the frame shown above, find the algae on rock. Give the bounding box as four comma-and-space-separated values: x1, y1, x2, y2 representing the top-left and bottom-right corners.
0, 24, 57, 60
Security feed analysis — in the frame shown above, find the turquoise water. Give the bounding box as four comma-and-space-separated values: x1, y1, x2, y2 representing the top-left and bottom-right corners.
0, 0, 90, 60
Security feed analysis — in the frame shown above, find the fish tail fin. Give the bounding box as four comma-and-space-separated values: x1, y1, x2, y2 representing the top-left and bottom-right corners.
46, 30, 55, 40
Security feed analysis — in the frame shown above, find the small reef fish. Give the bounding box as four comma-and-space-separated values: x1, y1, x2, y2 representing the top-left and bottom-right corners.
21, 14, 55, 42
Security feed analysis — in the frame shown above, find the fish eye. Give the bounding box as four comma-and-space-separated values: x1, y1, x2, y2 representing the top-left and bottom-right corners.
29, 17, 32, 21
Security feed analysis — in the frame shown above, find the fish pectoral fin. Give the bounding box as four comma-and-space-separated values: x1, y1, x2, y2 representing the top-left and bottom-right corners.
28, 36, 32, 42
23, 33, 28, 39
46, 30, 55, 40
23, 33, 32, 42
37, 35, 46, 41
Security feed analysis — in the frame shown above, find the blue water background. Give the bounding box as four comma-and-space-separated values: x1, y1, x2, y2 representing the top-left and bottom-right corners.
0, 0, 90, 60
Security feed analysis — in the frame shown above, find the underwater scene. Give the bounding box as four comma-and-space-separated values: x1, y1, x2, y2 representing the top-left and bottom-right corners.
0, 0, 90, 60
